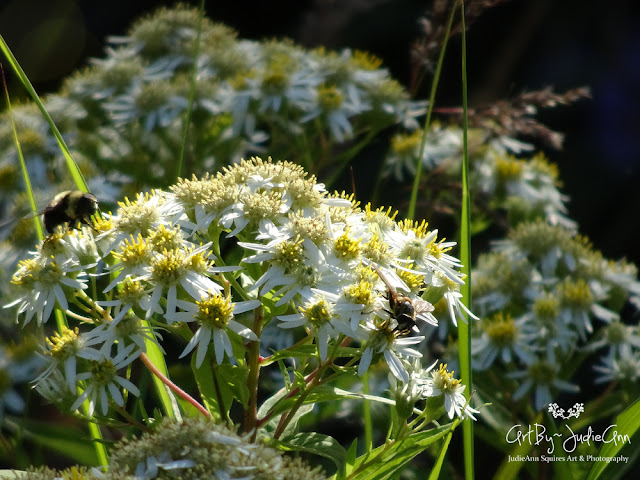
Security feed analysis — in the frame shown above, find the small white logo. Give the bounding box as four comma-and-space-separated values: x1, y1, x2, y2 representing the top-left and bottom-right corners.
548, 402, 584, 420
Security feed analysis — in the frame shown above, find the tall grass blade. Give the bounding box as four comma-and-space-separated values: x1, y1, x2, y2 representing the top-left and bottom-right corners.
407, 3, 457, 220
2, 41, 108, 465
0, 34, 88, 192
1, 66, 44, 241
458, 2, 475, 479
176, 0, 206, 180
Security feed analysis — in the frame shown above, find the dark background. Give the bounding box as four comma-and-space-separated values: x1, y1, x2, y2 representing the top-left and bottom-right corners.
1, 0, 639, 265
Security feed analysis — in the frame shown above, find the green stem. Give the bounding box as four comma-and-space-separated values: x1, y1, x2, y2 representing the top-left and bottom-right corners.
244, 305, 264, 437
362, 370, 373, 452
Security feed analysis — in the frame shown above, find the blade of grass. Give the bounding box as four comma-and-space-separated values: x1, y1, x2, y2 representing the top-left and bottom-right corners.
1, 66, 44, 240
2, 45, 109, 466
406, 2, 457, 220
458, 2, 475, 480
176, 0, 206, 181
1, 34, 89, 192
585, 396, 640, 480
429, 418, 462, 480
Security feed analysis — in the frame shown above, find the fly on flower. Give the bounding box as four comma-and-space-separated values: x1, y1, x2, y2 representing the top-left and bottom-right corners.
373, 264, 434, 335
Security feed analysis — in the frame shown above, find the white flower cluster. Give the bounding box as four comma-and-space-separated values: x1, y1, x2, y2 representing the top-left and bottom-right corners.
7, 157, 476, 417
384, 126, 575, 229
470, 220, 640, 409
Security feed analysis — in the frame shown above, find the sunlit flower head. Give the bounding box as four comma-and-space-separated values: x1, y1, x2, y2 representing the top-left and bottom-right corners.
167, 293, 260, 367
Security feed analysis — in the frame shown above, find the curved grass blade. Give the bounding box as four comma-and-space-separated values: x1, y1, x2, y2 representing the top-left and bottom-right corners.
176, 0, 206, 180
406, 2, 457, 220
1, 34, 89, 192
1, 65, 44, 241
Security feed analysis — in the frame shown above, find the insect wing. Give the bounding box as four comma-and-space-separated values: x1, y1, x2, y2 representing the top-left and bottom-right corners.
412, 298, 434, 314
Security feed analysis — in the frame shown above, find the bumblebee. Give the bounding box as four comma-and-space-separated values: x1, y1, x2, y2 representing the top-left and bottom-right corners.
42, 190, 99, 233
372, 264, 434, 335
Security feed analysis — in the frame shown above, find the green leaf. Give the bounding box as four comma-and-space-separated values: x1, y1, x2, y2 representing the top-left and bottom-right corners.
281, 402, 315, 438
343, 439, 358, 479
259, 345, 318, 366
141, 327, 177, 419
348, 423, 456, 480
278, 432, 347, 471
217, 363, 250, 406
11, 419, 100, 465
192, 356, 222, 420
429, 423, 456, 480
585, 396, 640, 480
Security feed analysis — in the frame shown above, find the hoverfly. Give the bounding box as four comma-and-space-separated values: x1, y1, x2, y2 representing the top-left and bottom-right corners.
372, 264, 434, 335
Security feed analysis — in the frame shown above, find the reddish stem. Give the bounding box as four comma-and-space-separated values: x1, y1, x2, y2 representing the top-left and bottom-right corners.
140, 352, 210, 418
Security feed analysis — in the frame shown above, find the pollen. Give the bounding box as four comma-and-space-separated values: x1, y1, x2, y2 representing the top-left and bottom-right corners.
344, 280, 375, 308
396, 265, 424, 293
351, 50, 383, 70
11, 258, 42, 288
495, 155, 524, 181
364, 204, 398, 232
391, 130, 422, 155
533, 294, 560, 319
148, 224, 183, 252
274, 237, 305, 273
559, 278, 593, 310
355, 264, 379, 285
317, 84, 343, 111
361, 234, 391, 265
88, 358, 117, 385
432, 363, 462, 392
300, 298, 333, 326
115, 234, 152, 267
185, 247, 215, 274
398, 218, 429, 238
151, 249, 187, 285
93, 212, 113, 233
46, 326, 81, 360
117, 278, 146, 304
426, 237, 452, 260
333, 230, 361, 261
484, 313, 517, 347
196, 293, 234, 329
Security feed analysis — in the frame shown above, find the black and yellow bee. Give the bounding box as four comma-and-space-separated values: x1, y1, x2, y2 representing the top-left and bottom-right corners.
41, 190, 99, 233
